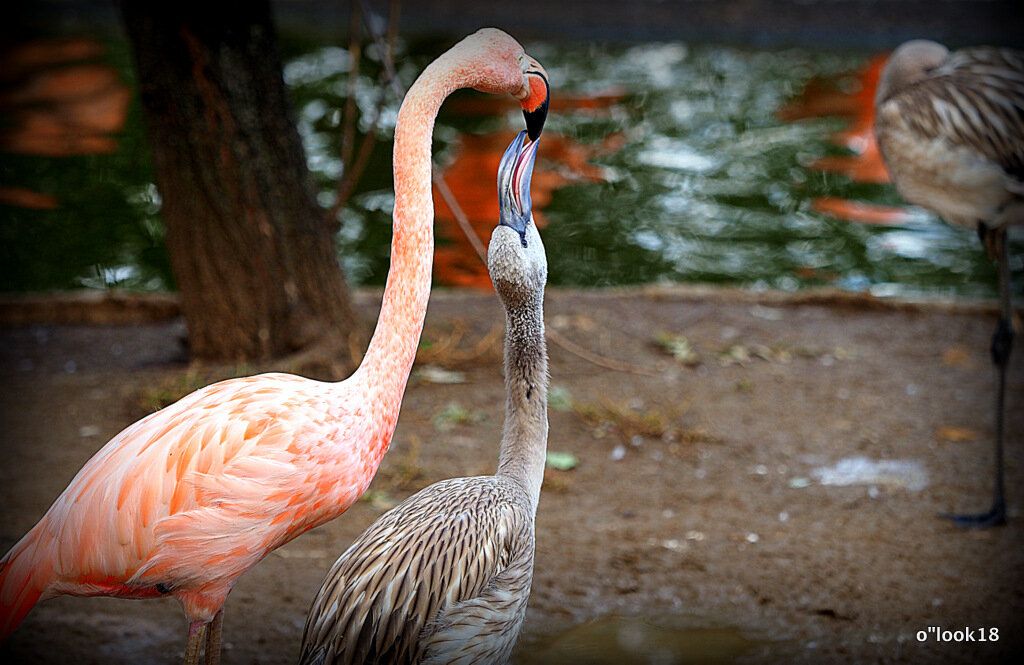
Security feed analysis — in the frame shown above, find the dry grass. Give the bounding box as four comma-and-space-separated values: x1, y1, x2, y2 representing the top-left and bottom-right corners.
135, 368, 210, 414
542, 468, 576, 493
134, 364, 250, 415
432, 401, 481, 431
371, 434, 426, 492
572, 398, 716, 446
415, 318, 503, 368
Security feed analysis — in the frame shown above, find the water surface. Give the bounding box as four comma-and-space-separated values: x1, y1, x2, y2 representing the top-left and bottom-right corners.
2, 35, 1020, 298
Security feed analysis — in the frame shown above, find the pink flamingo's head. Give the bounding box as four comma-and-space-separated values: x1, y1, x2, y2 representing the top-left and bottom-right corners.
517, 54, 549, 141
457, 29, 550, 140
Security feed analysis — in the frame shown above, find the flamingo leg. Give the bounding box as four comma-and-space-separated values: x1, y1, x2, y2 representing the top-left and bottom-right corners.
943, 227, 1012, 528
184, 620, 208, 665
204, 610, 224, 665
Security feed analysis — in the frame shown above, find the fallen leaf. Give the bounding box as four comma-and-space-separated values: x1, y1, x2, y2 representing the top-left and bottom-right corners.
751, 344, 792, 364
545, 451, 579, 471
718, 344, 752, 366
941, 346, 973, 368
937, 426, 978, 442
654, 332, 700, 366
548, 385, 573, 411
360, 490, 397, 511
749, 305, 784, 321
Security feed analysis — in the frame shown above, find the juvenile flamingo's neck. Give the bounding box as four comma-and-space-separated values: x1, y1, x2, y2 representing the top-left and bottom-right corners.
350, 44, 492, 440
496, 297, 549, 515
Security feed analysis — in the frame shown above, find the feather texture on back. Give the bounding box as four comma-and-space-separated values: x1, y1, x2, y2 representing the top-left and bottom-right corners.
299, 478, 533, 665
875, 41, 1024, 228
2, 373, 378, 626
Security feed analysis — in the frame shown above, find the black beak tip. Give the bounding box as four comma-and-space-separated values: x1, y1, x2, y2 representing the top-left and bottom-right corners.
523, 94, 549, 142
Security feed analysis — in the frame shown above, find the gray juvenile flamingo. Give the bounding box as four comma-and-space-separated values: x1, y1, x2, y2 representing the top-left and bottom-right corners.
298, 129, 548, 665
874, 39, 1023, 526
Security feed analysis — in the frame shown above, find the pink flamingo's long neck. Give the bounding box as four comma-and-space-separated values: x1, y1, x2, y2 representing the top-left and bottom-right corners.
349, 45, 487, 440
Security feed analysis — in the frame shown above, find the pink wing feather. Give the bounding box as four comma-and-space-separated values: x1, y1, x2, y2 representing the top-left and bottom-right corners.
2, 372, 377, 635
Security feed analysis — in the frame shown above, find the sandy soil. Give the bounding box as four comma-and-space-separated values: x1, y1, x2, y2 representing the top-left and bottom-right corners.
1, 287, 1022, 665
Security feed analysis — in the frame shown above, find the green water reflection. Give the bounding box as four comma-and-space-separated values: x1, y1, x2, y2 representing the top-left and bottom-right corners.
0, 39, 170, 292
2, 36, 1020, 298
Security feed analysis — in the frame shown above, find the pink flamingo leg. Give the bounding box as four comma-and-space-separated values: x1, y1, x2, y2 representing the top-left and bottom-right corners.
184, 620, 207, 665
204, 609, 223, 665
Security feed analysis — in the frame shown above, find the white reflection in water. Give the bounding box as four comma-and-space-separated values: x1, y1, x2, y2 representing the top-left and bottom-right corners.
283, 46, 351, 86
637, 142, 718, 173
871, 230, 933, 260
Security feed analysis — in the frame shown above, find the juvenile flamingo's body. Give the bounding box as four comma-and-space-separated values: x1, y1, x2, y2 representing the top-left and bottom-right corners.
875, 40, 1023, 526
0, 27, 549, 663
299, 130, 548, 665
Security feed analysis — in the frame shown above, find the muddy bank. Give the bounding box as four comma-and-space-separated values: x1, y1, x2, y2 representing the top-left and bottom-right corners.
1, 286, 1022, 664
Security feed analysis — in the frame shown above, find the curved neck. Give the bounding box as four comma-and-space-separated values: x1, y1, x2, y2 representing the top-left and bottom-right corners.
349, 47, 485, 428
496, 296, 549, 515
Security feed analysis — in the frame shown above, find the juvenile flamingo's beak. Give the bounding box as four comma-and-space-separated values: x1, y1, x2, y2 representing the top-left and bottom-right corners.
519, 57, 549, 141
498, 129, 539, 246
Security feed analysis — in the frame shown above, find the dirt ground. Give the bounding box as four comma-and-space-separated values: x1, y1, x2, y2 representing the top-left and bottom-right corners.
1, 286, 1022, 665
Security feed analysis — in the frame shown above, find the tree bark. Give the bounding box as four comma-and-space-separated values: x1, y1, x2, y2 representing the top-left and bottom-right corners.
120, 0, 357, 374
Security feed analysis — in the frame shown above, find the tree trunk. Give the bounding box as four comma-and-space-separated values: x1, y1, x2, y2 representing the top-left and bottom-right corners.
120, 0, 357, 375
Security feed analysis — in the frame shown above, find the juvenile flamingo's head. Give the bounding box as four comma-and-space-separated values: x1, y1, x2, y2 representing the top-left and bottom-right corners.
497, 129, 540, 245
489, 215, 547, 313
491, 130, 546, 308
875, 39, 949, 106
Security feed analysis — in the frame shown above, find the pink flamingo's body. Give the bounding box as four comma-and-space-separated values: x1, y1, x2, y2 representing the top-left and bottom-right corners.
0, 28, 549, 663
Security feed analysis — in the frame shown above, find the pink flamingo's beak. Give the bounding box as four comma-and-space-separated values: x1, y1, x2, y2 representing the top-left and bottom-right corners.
519, 57, 549, 141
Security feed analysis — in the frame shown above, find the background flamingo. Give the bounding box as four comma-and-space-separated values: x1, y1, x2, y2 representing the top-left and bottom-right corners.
0, 28, 549, 664
874, 40, 1023, 527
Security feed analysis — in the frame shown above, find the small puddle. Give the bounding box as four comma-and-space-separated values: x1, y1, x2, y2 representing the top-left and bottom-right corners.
518, 615, 768, 665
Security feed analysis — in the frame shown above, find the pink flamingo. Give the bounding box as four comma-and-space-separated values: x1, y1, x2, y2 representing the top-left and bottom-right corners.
0, 28, 549, 664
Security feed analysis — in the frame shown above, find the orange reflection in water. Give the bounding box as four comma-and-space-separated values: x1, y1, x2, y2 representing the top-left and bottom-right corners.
0, 186, 60, 210
812, 197, 912, 226
434, 89, 625, 288
779, 54, 910, 225
0, 37, 130, 161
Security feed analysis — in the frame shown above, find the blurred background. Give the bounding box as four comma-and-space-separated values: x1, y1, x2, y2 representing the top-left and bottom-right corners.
3, 3, 1024, 664
2, 0, 1021, 301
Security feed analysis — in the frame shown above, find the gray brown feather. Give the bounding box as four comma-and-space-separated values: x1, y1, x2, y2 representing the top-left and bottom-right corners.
300, 139, 550, 665
879, 45, 1024, 182
297, 478, 532, 665
875, 42, 1024, 230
